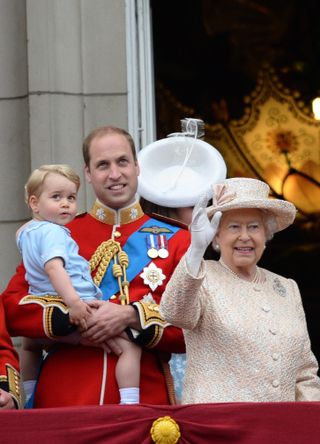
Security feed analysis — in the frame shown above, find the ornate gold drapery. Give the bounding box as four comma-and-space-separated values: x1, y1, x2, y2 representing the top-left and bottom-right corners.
206, 67, 320, 220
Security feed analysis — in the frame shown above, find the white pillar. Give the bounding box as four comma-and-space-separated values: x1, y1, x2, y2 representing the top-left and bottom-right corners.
0, 0, 30, 285
26, 0, 128, 209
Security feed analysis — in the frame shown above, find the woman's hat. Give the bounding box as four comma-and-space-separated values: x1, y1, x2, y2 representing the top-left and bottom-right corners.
207, 177, 297, 232
138, 135, 227, 207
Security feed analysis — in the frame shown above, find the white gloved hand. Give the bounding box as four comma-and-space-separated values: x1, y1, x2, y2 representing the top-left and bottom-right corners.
185, 192, 222, 276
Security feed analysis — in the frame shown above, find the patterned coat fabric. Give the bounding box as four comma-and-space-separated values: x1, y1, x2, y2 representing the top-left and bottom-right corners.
2, 202, 190, 407
0, 298, 20, 407
160, 256, 320, 403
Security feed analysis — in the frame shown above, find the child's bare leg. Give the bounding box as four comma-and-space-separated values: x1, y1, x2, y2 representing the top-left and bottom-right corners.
21, 337, 43, 403
113, 336, 142, 404
21, 338, 43, 380
115, 336, 141, 387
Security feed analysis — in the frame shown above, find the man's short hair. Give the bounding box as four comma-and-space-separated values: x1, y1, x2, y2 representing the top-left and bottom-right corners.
82, 125, 137, 167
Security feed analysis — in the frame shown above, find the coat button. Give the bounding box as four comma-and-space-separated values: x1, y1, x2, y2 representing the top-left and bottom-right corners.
272, 353, 280, 361
272, 379, 280, 388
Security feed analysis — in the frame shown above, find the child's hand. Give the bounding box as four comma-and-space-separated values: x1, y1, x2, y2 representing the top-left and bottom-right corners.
68, 299, 91, 330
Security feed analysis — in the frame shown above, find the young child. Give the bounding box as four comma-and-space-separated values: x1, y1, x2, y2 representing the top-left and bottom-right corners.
18, 164, 141, 405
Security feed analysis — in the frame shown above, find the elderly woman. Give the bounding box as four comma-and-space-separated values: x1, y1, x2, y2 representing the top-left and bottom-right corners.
160, 177, 320, 403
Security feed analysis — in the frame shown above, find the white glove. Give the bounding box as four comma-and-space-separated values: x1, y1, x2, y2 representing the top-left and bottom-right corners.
185, 192, 222, 276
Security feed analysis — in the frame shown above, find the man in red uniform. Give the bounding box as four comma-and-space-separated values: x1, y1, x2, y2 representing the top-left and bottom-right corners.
0, 298, 20, 409
2, 125, 190, 407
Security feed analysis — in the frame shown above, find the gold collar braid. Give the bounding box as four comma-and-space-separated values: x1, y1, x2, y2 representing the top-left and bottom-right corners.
89, 200, 144, 225
90, 239, 129, 305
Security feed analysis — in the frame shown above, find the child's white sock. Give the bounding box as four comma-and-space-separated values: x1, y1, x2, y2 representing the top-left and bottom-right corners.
119, 387, 140, 405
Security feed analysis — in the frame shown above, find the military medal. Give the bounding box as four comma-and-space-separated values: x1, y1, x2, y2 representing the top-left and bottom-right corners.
148, 248, 158, 259
158, 234, 169, 258
147, 234, 158, 258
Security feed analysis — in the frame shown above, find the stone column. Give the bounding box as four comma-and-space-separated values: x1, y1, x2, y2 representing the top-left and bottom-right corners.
26, 0, 128, 210
0, 0, 30, 286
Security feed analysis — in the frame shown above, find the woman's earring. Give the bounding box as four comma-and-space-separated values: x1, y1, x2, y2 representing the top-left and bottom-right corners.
215, 244, 220, 252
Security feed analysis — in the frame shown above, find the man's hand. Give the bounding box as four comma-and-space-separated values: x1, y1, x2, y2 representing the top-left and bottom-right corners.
80, 301, 139, 344
0, 389, 15, 409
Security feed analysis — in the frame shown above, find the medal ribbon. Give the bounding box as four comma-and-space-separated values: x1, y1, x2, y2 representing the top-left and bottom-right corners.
147, 234, 158, 256
158, 234, 168, 250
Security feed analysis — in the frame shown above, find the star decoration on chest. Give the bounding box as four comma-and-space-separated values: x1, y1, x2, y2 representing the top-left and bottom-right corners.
140, 262, 166, 291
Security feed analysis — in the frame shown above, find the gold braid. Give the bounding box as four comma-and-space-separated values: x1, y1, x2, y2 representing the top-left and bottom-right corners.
118, 251, 130, 305
89, 240, 130, 305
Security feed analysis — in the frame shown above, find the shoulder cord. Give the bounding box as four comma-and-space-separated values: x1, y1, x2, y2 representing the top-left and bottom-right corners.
89, 239, 129, 305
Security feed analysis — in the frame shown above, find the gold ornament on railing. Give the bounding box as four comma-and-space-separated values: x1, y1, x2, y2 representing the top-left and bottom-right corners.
90, 239, 130, 305
150, 416, 181, 444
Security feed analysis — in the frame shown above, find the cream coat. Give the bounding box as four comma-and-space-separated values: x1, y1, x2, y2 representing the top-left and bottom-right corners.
160, 256, 320, 403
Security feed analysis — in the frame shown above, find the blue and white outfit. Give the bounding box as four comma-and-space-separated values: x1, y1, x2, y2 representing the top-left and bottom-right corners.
17, 220, 102, 300
169, 353, 186, 403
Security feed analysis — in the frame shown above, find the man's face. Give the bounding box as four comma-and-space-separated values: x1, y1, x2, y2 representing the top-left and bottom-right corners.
84, 133, 140, 210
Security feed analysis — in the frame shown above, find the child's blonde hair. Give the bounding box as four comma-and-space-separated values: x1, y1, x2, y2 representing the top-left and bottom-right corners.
24, 164, 81, 206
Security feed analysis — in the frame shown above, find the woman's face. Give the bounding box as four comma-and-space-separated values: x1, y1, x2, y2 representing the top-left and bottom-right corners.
215, 208, 267, 273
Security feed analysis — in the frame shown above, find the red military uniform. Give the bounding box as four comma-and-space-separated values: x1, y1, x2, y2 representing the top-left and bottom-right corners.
2, 201, 190, 407
0, 298, 21, 407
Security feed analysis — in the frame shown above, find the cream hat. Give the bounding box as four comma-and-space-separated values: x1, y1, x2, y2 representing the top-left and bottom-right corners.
207, 177, 297, 232
138, 135, 227, 207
